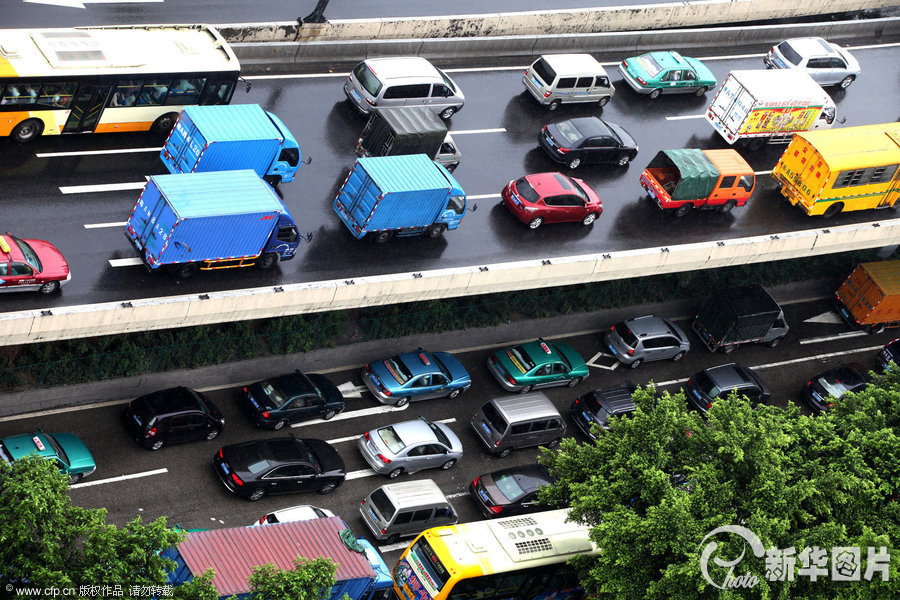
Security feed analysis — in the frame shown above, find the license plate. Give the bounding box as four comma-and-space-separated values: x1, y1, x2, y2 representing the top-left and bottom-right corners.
480, 422, 491, 435
132, 414, 142, 426
249, 397, 260, 410
608, 344, 617, 356
220, 462, 231, 475
531, 76, 541, 87
811, 391, 823, 402
351, 89, 361, 102
478, 489, 490, 502
581, 411, 592, 422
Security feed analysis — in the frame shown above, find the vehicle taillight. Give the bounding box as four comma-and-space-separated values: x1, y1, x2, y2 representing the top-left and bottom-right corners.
146, 427, 157, 437
622, 60, 629, 68
557, 147, 570, 154
377, 454, 391, 464
230, 473, 244, 486
506, 375, 517, 385
366, 98, 377, 106
382, 527, 388, 534
705, 401, 713, 410
627, 349, 634, 356
494, 440, 502, 447
262, 411, 270, 418
258, 516, 266, 525
473, 476, 480, 487
636, 77, 647, 86
543, 91, 551, 98
489, 505, 503, 514
218, 449, 224, 459
807, 381, 812, 387
381, 387, 391, 396
243, 386, 248, 394
364, 431, 370, 441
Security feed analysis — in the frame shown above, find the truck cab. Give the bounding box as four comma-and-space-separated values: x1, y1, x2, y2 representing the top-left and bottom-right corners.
263, 210, 300, 261
264, 111, 302, 184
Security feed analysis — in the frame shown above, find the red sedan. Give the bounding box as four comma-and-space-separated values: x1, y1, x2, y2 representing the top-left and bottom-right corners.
0, 234, 70, 294
501, 172, 603, 229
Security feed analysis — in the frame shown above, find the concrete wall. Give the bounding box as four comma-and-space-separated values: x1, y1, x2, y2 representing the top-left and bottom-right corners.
215, 0, 897, 43
2, 220, 898, 346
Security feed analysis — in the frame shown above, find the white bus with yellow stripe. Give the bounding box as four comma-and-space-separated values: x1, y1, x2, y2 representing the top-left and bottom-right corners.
0, 24, 239, 142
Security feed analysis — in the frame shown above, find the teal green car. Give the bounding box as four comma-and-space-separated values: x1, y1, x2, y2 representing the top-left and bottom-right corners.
0, 429, 96, 483
618, 51, 717, 99
487, 339, 589, 392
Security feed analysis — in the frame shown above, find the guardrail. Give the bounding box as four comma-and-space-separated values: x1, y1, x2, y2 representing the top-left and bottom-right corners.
2, 220, 898, 346
230, 17, 900, 70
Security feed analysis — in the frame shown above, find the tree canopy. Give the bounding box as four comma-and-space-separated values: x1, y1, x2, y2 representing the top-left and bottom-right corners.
539, 369, 900, 599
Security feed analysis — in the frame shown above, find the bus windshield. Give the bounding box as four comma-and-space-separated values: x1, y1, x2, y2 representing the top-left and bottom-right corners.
394, 538, 450, 600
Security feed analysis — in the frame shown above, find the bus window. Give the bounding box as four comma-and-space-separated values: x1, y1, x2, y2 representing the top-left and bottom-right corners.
39, 83, 76, 108
112, 80, 141, 107
139, 80, 170, 105
1, 83, 39, 105
199, 80, 235, 105
165, 78, 205, 105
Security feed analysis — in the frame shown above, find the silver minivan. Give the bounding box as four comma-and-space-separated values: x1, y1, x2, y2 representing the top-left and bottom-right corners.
344, 57, 465, 120
471, 393, 565, 458
523, 54, 615, 110
359, 479, 458, 543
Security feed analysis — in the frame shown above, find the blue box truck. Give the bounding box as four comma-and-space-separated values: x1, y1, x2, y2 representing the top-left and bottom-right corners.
125, 170, 300, 279
163, 517, 394, 600
161, 104, 303, 186
333, 154, 466, 243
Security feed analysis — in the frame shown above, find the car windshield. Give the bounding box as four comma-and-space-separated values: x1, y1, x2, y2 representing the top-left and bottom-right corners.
436, 68, 457, 94
43, 434, 69, 468
636, 54, 663, 77
377, 426, 404, 454
235, 444, 274, 475
13, 237, 42, 272
515, 178, 541, 203
427, 421, 451, 447
554, 120, 583, 146
568, 178, 591, 202
354, 63, 383, 96
694, 371, 724, 399
505, 346, 536, 373
385, 357, 412, 384
493, 472, 527, 502
777, 41, 803, 65
431, 354, 452, 379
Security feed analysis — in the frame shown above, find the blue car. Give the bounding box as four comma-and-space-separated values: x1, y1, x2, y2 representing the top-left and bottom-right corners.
361, 349, 471, 407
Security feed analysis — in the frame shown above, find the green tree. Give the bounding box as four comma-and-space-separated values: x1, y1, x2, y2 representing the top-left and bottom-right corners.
539, 373, 900, 600
0, 455, 183, 595
247, 556, 348, 600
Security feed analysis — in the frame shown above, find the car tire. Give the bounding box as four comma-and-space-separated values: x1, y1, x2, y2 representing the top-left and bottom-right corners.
629, 358, 643, 369
546, 438, 561, 449
38, 280, 61, 295
519, 385, 534, 394
582, 212, 598, 226
427, 223, 447, 239
548, 99, 562, 111
273, 419, 288, 431
440, 459, 456, 470
567, 157, 582, 169
247, 488, 266, 502
528, 217, 544, 230
12, 118, 44, 143
567, 376, 582, 387
695, 86, 709, 97
388, 467, 403, 479
672, 351, 686, 362
150, 439, 164, 451
395, 397, 410, 408
373, 230, 394, 244
206, 429, 220, 441
439, 107, 456, 120
448, 388, 462, 399
616, 155, 631, 167
256, 252, 278, 270
649, 88, 662, 100
822, 202, 844, 218
68, 473, 83, 485
323, 409, 337, 420
719, 200, 736, 214
264, 174, 282, 187
839, 75, 855, 89
674, 204, 693, 218
598, 96, 610, 107
498, 448, 511, 458
867, 324, 886, 335
151, 112, 179, 136
319, 482, 337, 494
766, 337, 784, 348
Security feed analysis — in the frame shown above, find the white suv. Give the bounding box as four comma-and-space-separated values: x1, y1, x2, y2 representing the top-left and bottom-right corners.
764, 37, 861, 89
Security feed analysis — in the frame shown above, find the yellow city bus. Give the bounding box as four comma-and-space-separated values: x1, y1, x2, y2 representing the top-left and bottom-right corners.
0, 24, 240, 142
392, 509, 599, 600
771, 122, 900, 217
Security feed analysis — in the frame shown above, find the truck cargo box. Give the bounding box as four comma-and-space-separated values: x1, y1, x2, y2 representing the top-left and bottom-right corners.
126, 170, 285, 268
693, 285, 788, 350
835, 260, 900, 331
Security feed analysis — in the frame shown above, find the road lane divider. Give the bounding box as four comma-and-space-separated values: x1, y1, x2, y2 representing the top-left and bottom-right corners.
70, 467, 168, 489
38, 147, 161, 158
800, 331, 870, 344
85, 222, 128, 229
467, 193, 502, 200
60, 181, 146, 194
450, 128, 506, 135
109, 257, 144, 268
665, 114, 706, 121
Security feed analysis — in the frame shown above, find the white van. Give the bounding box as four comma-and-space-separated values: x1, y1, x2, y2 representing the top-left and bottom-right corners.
359, 479, 458, 543
523, 54, 615, 110
344, 57, 465, 120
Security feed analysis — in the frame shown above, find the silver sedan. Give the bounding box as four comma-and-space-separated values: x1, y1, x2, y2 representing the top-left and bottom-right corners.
358, 417, 463, 479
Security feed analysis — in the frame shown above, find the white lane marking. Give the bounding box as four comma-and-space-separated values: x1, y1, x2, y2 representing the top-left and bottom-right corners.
38, 147, 161, 158
587, 351, 619, 370
338, 382, 367, 398
85, 222, 127, 229
346, 468, 379, 480
109, 257, 144, 267
378, 541, 411, 553
803, 311, 845, 325
245, 72, 350, 80
467, 193, 502, 200
451, 128, 506, 135
0, 398, 130, 422
754, 170, 772, 176
665, 114, 706, 121
60, 181, 145, 194
70, 468, 168, 489
292, 403, 409, 428
800, 331, 871, 345
445, 491, 469, 499
23, 0, 86, 6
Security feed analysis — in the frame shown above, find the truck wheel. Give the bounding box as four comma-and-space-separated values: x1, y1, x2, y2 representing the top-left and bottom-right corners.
548, 99, 561, 111
372, 231, 394, 244
11, 118, 44, 143
263, 174, 282, 187
719, 200, 736, 214
674, 204, 692, 218
866, 324, 886, 335
649, 88, 662, 100
766, 337, 784, 348
822, 202, 844, 218
695, 86, 709, 97
839, 75, 855, 89
256, 252, 278, 270
721, 344, 736, 354
150, 112, 179, 136
169, 263, 199, 279
446, 163, 457, 173
427, 224, 447, 239
598, 96, 610, 107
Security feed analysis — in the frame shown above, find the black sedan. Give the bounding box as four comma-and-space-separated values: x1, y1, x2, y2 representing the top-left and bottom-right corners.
799, 363, 868, 414
238, 370, 345, 430
468, 463, 555, 518
122, 386, 224, 451
684, 363, 770, 416
214, 436, 345, 502
539, 117, 638, 169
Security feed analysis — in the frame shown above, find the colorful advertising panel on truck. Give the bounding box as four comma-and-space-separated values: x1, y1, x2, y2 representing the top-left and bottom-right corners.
771, 122, 900, 217
0, 24, 239, 142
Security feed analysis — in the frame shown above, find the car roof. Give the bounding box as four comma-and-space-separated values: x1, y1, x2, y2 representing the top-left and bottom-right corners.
782, 37, 840, 58
364, 57, 441, 81
623, 315, 683, 339
0, 431, 59, 461
270, 505, 333, 521
135, 386, 203, 415
523, 172, 580, 197
0, 234, 26, 263
487, 463, 554, 490
386, 419, 441, 446
588, 385, 638, 413
565, 117, 611, 138
537, 53, 604, 72
519, 339, 564, 364
397, 350, 440, 377
646, 51, 689, 69
703, 363, 756, 388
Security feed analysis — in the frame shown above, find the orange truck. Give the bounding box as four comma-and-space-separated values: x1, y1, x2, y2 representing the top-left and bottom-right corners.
835, 260, 900, 334
639, 149, 755, 217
